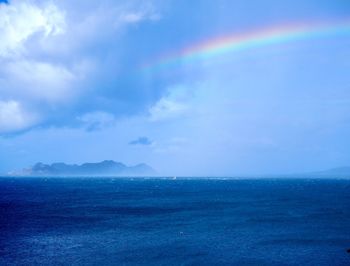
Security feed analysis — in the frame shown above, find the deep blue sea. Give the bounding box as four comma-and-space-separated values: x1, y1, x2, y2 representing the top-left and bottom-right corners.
0, 177, 350, 265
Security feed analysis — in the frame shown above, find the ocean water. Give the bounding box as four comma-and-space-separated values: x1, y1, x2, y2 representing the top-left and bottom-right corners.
0, 177, 350, 266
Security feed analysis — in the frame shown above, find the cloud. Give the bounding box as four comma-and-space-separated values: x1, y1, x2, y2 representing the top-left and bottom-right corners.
118, 2, 161, 23
78, 111, 116, 131
0, 100, 38, 133
0, 0, 71, 133
0, 0, 162, 134
149, 98, 188, 121
129, 136, 153, 145
3, 60, 76, 102
149, 85, 191, 121
0, 0, 65, 57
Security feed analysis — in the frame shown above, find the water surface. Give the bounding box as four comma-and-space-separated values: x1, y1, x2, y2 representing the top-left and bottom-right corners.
1, 177, 350, 265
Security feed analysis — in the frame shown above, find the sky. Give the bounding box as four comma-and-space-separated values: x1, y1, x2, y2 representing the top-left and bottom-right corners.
0, 0, 349, 176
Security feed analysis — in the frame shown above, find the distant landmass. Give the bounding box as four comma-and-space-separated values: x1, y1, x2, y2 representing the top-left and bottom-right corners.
6, 163, 350, 178
9, 160, 157, 177
310, 167, 350, 177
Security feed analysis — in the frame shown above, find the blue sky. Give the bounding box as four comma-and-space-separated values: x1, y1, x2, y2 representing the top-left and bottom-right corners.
0, 0, 349, 176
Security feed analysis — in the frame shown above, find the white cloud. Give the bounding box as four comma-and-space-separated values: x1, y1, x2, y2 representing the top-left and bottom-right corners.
42, 1, 161, 54
119, 7, 161, 24
149, 98, 188, 121
0, 0, 71, 132
119, 12, 146, 23
0, 100, 38, 133
116, 0, 161, 24
0, 0, 65, 57
149, 85, 191, 121
4, 60, 76, 102
0, 0, 162, 134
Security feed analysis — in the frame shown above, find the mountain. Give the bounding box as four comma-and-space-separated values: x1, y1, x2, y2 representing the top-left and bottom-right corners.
11, 160, 156, 177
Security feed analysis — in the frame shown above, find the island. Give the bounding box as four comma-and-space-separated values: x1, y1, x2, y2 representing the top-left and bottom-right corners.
10, 160, 156, 177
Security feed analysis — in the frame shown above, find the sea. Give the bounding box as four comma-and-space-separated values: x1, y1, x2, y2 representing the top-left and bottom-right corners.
0, 177, 349, 265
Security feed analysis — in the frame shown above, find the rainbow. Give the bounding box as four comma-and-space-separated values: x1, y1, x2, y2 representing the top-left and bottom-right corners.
142, 20, 350, 71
